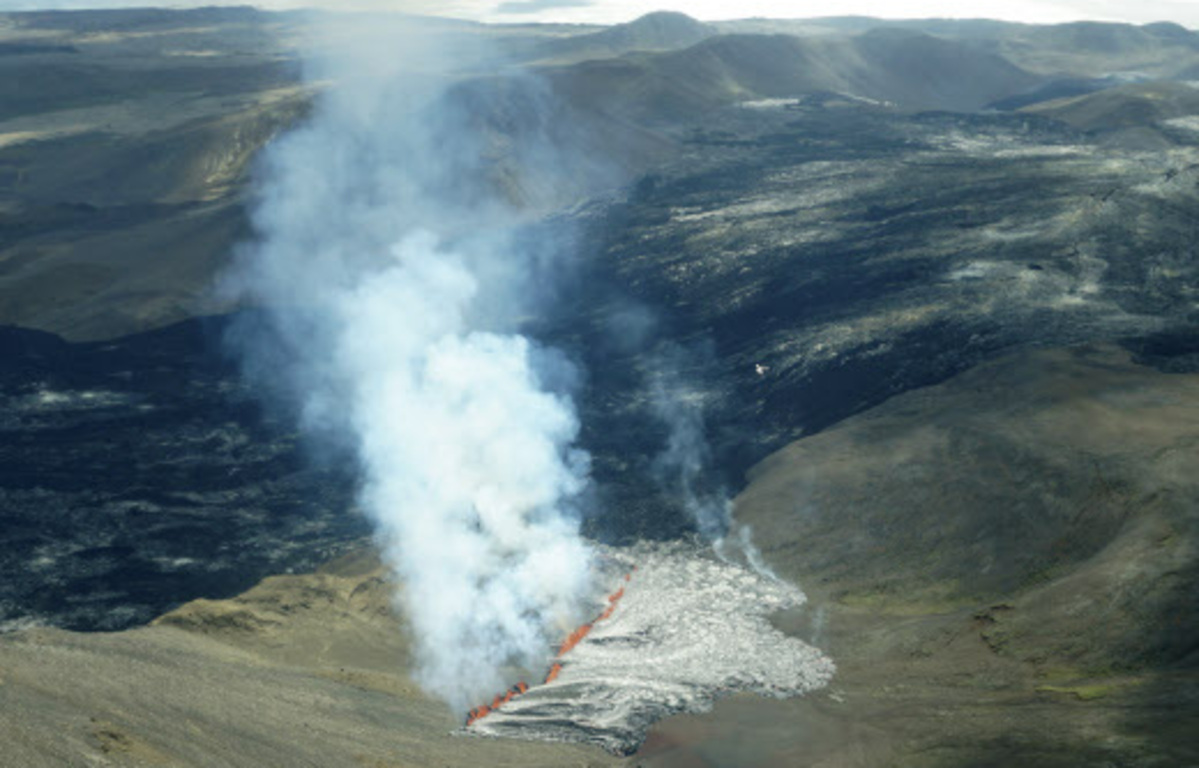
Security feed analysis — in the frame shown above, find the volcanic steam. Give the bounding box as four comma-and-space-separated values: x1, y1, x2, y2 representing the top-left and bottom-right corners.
223, 14, 832, 731
224, 20, 594, 710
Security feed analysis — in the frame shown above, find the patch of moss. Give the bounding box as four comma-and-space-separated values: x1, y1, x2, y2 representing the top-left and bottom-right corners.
1035, 683, 1117, 701
837, 582, 975, 616
1034, 670, 1144, 701
1037, 666, 1085, 683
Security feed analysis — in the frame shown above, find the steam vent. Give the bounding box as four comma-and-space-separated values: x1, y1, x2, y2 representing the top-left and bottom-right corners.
462, 543, 835, 755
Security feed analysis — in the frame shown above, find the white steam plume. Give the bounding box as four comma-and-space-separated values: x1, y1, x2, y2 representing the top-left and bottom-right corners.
223, 19, 594, 711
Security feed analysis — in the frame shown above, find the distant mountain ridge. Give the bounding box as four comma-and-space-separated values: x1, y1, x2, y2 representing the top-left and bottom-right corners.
532, 11, 715, 62
712, 16, 1199, 78
581, 11, 714, 51
542, 28, 1038, 124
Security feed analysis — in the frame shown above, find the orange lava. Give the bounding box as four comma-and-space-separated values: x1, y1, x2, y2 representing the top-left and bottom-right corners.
557, 622, 593, 656
464, 569, 634, 726
465, 683, 528, 727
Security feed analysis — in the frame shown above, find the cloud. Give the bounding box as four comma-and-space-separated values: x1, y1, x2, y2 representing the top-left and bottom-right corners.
494, 0, 593, 15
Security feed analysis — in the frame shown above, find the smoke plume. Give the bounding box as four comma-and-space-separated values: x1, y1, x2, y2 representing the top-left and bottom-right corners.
647, 344, 776, 578
222, 17, 594, 710
646, 344, 731, 542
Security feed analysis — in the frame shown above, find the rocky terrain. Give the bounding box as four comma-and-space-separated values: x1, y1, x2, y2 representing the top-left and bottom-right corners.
0, 551, 624, 768
1, 6, 1198, 767
0, 318, 366, 632
562, 98, 1199, 540
3, 344, 1195, 767
0, 7, 306, 339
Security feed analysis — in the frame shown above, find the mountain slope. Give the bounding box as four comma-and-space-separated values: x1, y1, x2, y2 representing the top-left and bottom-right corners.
547, 29, 1036, 127
725, 344, 1199, 766
0, 553, 623, 767
1023, 81, 1199, 134
530, 11, 715, 63
738, 17, 1199, 77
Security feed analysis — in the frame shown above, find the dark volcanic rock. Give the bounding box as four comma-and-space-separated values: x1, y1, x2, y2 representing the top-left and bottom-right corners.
575, 104, 1198, 447
546, 103, 1199, 543
0, 317, 365, 632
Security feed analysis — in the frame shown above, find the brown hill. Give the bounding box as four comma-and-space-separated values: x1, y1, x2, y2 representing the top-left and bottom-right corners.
725, 344, 1199, 765
0, 552, 622, 767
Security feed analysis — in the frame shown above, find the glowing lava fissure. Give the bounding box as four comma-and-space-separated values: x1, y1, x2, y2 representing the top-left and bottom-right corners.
464, 571, 633, 726
461, 542, 835, 756
465, 682, 529, 727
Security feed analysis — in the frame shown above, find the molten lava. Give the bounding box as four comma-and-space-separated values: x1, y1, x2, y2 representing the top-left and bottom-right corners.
556, 622, 593, 656
597, 586, 624, 621
465, 683, 527, 726
464, 570, 633, 726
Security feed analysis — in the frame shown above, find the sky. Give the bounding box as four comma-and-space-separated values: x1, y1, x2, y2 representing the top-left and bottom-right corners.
3, 0, 1199, 27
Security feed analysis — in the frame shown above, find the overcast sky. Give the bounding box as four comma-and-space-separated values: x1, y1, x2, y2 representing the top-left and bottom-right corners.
3, 0, 1199, 27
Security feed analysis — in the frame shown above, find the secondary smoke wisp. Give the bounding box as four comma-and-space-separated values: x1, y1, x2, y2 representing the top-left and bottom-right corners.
223, 19, 594, 711
647, 343, 779, 577
647, 343, 730, 541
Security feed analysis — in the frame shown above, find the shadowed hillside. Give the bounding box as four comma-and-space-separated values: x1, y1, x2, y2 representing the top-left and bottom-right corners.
718, 16, 1199, 78
547, 29, 1036, 125
1022, 80, 1199, 136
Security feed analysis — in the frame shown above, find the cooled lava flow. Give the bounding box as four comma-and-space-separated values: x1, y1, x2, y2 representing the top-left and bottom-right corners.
464, 570, 633, 726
